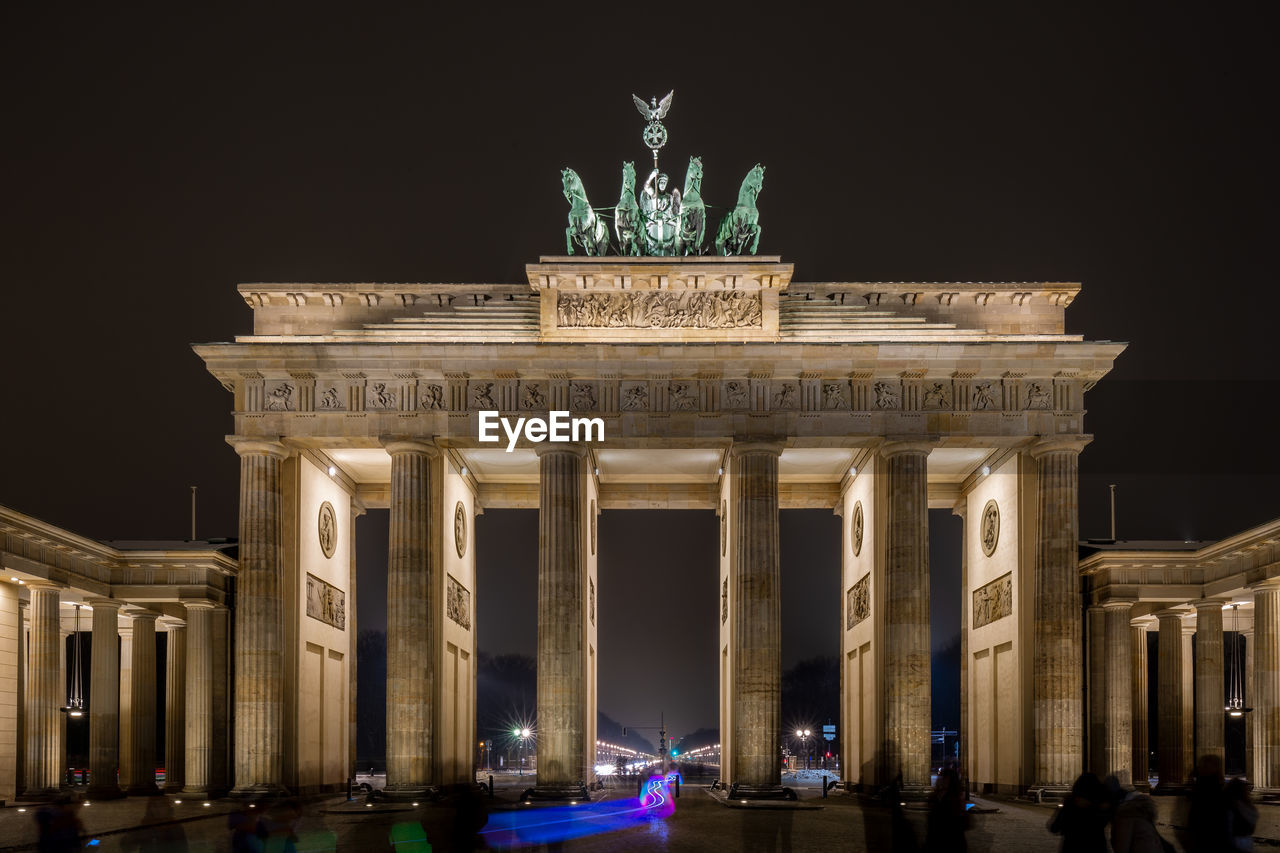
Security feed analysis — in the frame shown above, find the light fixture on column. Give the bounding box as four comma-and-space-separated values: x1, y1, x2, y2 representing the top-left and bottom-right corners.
849, 466, 857, 477
61, 604, 86, 718
327, 465, 336, 476
981, 465, 991, 477
1225, 603, 1251, 717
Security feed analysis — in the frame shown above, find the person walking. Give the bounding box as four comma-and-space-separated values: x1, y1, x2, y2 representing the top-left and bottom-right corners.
1049, 772, 1110, 852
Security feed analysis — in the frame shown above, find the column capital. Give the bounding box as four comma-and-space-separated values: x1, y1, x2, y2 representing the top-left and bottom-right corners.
1102, 598, 1136, 611
126, 609, 161, 624
1252, 577, 1280, 593
160, 616, 187, 630
182, 600, 218, 612
728, 440, 784, 458
226, 437, 289, 459
24, 579, 64, 592
85, 597, 124, 611
879, 439, 937, 459
1154, 607, 1187, 621
1029, 435, 1092, 459
380, 437, 440, 457
534, 442, 589, 458
1131, 615, 1158, 630
952, 499, 968, 519
1191, 597, 1232, 612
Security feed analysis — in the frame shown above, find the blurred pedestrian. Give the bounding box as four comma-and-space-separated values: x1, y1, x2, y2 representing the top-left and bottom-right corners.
1048, 772, 1109, 852
1187, 754, 1230, 852
35, 795, 84, 853
123, 797, 188, 853
1225, 777, 1257, 851
923, 766, 968, 852
1110, 788, 1169, 853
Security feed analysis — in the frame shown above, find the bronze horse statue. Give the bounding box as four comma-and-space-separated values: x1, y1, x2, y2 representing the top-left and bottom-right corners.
714, 164, 765, 256
561, 168, 611, 256
614, 162, 641, 256
678, 156, 706, 256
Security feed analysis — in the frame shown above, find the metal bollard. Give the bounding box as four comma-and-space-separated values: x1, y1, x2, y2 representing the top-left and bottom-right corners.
489, 774, 494, 799
674, 776, 680, 798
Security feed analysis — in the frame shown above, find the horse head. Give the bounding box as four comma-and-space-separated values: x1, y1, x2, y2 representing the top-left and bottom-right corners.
562, 168, 584, 203
620, 161, 636, 195
684, 156, 703, 196
739, 164, 765, 204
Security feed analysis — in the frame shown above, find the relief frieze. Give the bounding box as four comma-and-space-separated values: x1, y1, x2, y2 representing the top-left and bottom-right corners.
847, 574, 870, 629
447, 574, 472, 630
305, 573, 346, 630
555, 290, 762, 329
972, 572, 1013, 629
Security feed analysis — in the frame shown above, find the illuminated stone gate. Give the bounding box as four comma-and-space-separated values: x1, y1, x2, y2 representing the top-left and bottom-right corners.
194, 256, 1123, 797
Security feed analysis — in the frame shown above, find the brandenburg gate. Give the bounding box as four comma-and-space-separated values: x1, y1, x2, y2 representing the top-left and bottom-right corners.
193, 255, 1125, 799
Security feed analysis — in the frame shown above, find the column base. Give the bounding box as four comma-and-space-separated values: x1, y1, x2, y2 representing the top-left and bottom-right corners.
727, 783, 797, 801
85, 785, 126, 801
377, 785, 438, 802
229, 784, 290, 799
523, 782, 589, 802
20, 786, 66, 802
124, 784, 162, 797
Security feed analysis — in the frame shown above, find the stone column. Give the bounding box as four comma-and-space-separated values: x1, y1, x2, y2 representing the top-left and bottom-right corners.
534, 444, 592, 797
125, 611, 159, 795
1131, 617, 1153, 790
1030, 438, 1088, 789
1103, 601, 1133, 785
1156, 609, 1186, 789
86, 599, 123, 798
728, 442, 784, 798
118, 623, 133, 788
183, 602, 215, 794
1193, 600, 1226, 768
1244, 623, 1255, 784
24, 583, 62, 797
229, 438, 288, 795
16, 599, 27, 798
882, 442, 932, 789
953, 500, 969, 785
162, 617, 186, 792
383, 439, 437, 796
349, 501, 365, 779
1181, 623, 1195, 781
1087, 605, 1106, 774
59, 628, 69, 783
1254, 581, 1280, 790
210, 606, 230, 792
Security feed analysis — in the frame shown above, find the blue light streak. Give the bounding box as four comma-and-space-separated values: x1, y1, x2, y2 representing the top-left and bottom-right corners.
480, 775, 675, 847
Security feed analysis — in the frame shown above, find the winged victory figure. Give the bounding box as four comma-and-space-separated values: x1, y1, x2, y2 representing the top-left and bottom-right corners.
633, 91, 674, 122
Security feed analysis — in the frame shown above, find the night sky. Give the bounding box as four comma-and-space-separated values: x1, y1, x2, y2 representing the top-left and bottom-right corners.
3, 6, 1278, 742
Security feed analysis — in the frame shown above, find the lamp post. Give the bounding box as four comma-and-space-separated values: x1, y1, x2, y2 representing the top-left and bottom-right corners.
795, 729, 812, 770
513, 727, 532, 776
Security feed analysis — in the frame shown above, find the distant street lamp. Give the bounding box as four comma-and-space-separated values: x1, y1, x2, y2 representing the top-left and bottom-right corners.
514, 727, 532, 776
795, 729, 812, 770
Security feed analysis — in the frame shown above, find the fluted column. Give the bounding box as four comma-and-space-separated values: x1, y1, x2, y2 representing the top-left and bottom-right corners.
1131, 617, 1153, 790
183, 603, 215, 794
349, 501, 365, 779
1245, 624, 1255, 784
1254, 581, 1280, 790
118, 623, 133, 788
1181, 623, 1195, 781
534, 444, 591, 796
1156, 609, 1186, 789
229, 438, 288, 795
1103, 601, 1133, 785
1030, 438, 1088, 789
125, 611, 159, 795
882, 441, 932, 788
162, 617, 186, 792
1087, 605, 1106, 774
86, 599, 123, 798
383, 438, 437, 795
1193, 600, 1226, 767
24, 583, 62, 796
953, 500, 969, 784
16, 599, 28, 798
729, 442, 783, 798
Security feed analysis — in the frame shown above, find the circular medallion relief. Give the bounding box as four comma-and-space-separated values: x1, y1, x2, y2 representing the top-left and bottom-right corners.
454, 501, 467, 558
590, 500, 597, 555
852, 501, 864, 557
720, 500, 728, 556
981, 499, 1000, 557
317, 501, 337, 559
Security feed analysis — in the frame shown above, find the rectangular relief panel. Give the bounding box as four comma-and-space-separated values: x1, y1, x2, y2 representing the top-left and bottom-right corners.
447, 575, 472, 630
847, 574, 870, 630
972, 572, 1013, 629
306, 574, 346, 630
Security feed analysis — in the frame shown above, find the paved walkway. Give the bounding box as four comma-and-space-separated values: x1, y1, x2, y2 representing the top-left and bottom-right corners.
3, 785, 1278, 852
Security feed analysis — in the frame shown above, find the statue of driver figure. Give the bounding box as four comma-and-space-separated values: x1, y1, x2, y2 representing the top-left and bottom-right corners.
640, 168, 682, 255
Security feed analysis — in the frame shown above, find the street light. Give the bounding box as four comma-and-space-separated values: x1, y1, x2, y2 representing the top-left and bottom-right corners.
795, 729, 812, 770
513, 727, 532, 776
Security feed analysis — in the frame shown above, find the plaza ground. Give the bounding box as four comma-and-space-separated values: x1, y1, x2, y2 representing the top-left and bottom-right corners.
4, 776, 1279, 852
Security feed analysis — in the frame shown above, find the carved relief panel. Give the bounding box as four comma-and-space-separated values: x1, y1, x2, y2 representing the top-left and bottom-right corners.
447, 574, 471, 630
972, 572, 1012, 629
306, 574, 346, 630
847, 574, 870, 630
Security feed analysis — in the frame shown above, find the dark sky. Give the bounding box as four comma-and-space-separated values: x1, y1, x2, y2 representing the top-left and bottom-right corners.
4, 5, 1278, 739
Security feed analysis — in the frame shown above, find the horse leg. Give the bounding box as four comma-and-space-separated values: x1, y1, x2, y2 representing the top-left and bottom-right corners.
749, 223, 761, 255
566, 226, 575, 256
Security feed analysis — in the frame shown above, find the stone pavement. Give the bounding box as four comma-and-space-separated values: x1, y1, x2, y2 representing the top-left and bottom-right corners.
3, 785, 1280, 852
